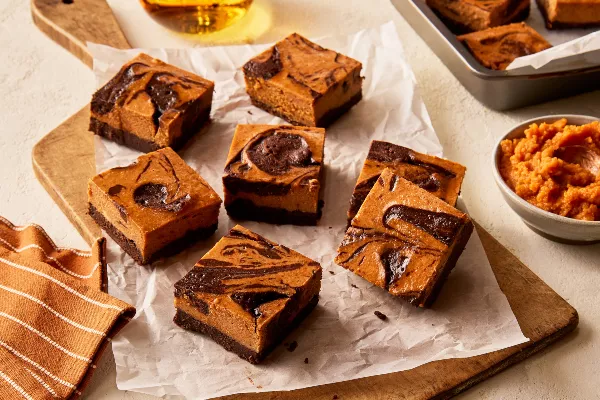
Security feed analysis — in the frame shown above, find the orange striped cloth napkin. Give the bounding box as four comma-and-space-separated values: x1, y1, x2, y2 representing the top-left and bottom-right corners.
0, 216, 135, 399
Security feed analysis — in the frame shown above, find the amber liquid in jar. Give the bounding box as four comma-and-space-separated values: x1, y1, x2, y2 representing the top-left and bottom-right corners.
140, 0, 253, 34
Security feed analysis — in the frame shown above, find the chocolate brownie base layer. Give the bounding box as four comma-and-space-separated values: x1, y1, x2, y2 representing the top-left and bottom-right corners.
174, 295, 320, 364
88, 203, 217, 265
89, 109, 211, 153
535, 0, 600, 29
432, 5, 530, 34
97, 237, 108, 293
421, 222, 474, 307
225, 198, 322, 226
250, 91, 363, 128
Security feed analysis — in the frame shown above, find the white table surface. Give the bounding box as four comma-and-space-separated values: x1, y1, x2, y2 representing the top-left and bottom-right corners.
1, 0, 599, 398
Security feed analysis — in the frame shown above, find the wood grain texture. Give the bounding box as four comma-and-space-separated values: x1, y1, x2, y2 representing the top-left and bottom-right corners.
32, 105, 101, 244
30, 3, 579, 399
31, 0, 130, 67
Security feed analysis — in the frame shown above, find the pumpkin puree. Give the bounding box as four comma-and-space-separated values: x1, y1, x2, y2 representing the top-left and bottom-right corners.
500, 119, 600, 221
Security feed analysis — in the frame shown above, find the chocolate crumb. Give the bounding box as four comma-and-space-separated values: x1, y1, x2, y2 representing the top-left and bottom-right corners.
304, 357, 309, 364
333, 396, 339, 399
350, 284, 358, 289
374, 311, 387, 321
248, 110, 253, 115
329, 271, 335, 275
286, 341, 298, 352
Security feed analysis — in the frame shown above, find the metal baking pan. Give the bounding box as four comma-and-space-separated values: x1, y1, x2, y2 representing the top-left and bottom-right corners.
391, 0, 600, 110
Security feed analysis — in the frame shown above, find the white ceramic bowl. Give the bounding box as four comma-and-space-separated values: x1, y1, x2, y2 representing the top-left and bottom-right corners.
492, 115, 600, 245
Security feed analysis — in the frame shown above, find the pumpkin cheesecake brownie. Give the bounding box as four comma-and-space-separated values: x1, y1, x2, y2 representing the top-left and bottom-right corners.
537, 0, 600, 28
347, 141, 466, 222
223, 124, 326, 225
336, 168, 473, 307
174, 225, 322, 364
427, 0, 530, 33
90, 53, 214, 152
243, 33, 363, 127
458, 23, 552, 70
88, 147, 222, 265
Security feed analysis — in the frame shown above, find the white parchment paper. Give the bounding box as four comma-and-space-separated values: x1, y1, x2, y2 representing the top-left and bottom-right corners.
504, 2, 600, 69
89, 22, 528, 399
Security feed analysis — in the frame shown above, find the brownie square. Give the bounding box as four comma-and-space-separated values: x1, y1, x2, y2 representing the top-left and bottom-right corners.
243, 33, 363, 127
336, 169, 474, 307
173, 225, 322, 364
537, 0, 600, 28
90, 53, 214, 153
458, 23, 552, 70
427, 0, 530, 33
88, 147, 222, 265
348, 141, 466, 222
223, 124, 326, 225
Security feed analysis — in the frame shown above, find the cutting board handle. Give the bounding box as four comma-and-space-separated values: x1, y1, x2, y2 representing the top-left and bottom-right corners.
31, 0, 131, 68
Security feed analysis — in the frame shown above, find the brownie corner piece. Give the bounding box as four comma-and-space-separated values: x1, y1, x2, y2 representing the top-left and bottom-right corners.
337, 168, 473, 307
243, 33, 363, 127
90, 53, 214, 153
347, 141, 466, 222
457, 23, 552, 70
536, 0, 600, 28
87, 147, 222, 265
173, 225, 322, 363
223, 124, 326, 225
427, 0, 530, 33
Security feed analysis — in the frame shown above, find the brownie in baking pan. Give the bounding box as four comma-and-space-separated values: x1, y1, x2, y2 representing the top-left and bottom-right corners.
537, 0, 600, 28
457, 23, 552, 70
427, 0, 530, 33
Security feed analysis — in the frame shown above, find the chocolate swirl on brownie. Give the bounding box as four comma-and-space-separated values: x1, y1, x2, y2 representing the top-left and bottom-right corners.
91, 61, 209, 130
380, 248, 411, 289
383, 205, 462, 246
224, 127, 321, 196
246, 132, 318, 175
457, 23, 551, 70
243, 33, 359, 99
173, 225, 321, 363
131, 151, 192, 212
337, 226, 444, 264
91, 62, 148, 115
243, 46, 282, 79
335, 226, 445, 295
348, 141, 465, 219
174, 227, 321, 320
367, 141, 456, 177
480, 32, 544, 56
336, 169, 473, 306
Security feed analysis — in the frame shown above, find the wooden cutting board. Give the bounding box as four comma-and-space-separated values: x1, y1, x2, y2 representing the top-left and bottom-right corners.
31, 1, 579, 399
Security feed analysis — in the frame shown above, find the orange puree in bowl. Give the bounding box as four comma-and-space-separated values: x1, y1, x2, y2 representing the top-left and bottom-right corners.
500, 119, 600, 221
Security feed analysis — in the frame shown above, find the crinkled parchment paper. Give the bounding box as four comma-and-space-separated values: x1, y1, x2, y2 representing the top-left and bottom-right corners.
89, 22, 528, 400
